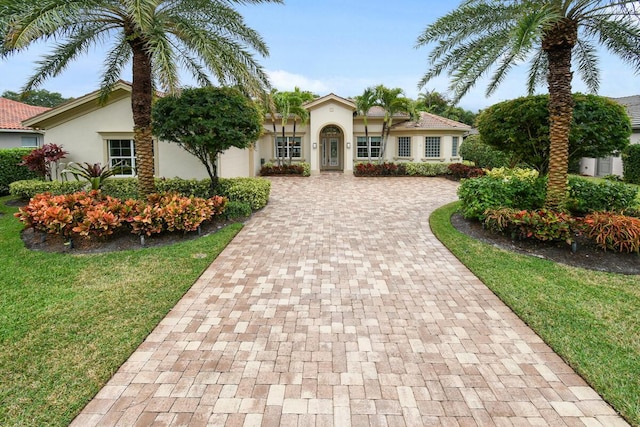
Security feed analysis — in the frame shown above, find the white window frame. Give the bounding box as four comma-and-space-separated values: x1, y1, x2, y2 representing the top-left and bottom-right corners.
275, 136, 302, 159
452, 136, 459, 157
108, 139, 136, 177
356, 136, 382, 159
425, 136, 441, 158
397, 136, 411, 158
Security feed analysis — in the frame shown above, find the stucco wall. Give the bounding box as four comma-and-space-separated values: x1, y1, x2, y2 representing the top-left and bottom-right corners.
308, 101, 354, 174
0, 131, 43, 149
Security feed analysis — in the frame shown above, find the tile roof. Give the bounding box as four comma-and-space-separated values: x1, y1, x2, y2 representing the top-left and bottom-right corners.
612, 95, 640, 128
392, 111, 472, 130
0, 97, 50, 130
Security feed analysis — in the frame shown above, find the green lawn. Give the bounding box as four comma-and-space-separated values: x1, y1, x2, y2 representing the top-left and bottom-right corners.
431, 202, 640, 426
0, 196, 242, 426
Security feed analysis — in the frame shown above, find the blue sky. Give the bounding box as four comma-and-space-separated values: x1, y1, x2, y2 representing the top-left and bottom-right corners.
0, 0, 638, 111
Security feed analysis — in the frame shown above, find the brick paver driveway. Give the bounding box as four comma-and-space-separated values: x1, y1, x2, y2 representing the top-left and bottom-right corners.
72, 174, 628, 426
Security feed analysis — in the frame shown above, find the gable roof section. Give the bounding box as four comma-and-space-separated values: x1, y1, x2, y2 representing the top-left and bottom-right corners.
23, 80, 133, 129
612, 95, 640, 129
0, 98, 50, 131
392, 111, 472, 131
304, 93, 356, 111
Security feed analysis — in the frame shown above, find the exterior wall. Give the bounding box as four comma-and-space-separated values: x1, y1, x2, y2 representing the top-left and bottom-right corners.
0, 131, 44, 149
308, 101, 354, 174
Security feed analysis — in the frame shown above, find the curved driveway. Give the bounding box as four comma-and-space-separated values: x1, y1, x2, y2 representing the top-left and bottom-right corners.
72, 175, 628, 426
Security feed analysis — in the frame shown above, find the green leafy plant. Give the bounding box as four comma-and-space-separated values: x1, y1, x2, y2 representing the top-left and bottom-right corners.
581, 212, 640, 253
458, 134, 510, 169
19, 144, 68, 181
0, 148, 39, 195
447, 163, 485, 180
217, 177, 271, 210
260, 163, 305, 176
62, 162, 127, 190
404, 162, 451, 176
622, 144, 640, 185
567, 176, 638, 215
224, 201, 252, 219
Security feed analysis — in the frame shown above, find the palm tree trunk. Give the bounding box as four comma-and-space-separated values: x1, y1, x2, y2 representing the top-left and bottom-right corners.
291, 118, 296, 166
365, 123, 370, 162
543, 19, 577, 209
129, 36, 156, 197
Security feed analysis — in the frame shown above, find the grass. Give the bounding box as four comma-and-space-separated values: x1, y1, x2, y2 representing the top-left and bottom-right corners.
0, 196, 242, 426
430, 201, 640, 426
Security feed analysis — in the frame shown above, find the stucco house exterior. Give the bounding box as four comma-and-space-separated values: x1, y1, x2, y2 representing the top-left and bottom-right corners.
23, 83, 471, 179
0, 97, 49, 149
579, 95, 640, 177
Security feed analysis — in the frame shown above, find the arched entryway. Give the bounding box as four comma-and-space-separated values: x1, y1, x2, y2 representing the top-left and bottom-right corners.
320, 125, 343, 171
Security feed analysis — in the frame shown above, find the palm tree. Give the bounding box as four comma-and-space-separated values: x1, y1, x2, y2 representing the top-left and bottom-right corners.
1, 0, 281, 197
375, 85, 414, 162
273, 91, 292, 166
258, 88, 279, 165
354, 87, 377, 162
416, 0, 640, 209
288, 87, 314, 165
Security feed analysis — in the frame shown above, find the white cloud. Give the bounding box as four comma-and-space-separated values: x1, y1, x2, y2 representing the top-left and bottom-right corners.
267, 70, 330, 94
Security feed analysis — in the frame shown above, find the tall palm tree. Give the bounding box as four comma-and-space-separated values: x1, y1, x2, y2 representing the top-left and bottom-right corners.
273, 90, 292, 166
288, 87, 314, 165
1, 0, 281, 197
375, 85, 414, 162
416, 0, 640, 208
354, 87, 377, 162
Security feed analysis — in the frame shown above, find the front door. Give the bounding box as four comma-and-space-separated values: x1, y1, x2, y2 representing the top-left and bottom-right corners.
320, 126, 343, 171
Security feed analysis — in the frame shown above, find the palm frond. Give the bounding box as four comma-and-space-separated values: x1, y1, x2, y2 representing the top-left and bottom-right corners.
99, 32, 132, 102
526, 47, 548, 94
573, 38, 600, 92
585, 17, 640, 73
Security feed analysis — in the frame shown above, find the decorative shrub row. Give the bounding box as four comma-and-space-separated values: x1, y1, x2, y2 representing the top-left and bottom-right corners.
458, 172, 639, 221
260, 162, 311, 176
15, 190, 228, 239
447, 163, 485, 180
458, 134, 511, 169
0, 148, 40, 195
354, 161, 460, 177
10, 177, 271, 210
483, 208, 640, 253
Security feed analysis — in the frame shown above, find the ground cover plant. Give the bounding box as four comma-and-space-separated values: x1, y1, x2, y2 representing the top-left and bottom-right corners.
0, 195, 242, 425
431, 202, 640, 426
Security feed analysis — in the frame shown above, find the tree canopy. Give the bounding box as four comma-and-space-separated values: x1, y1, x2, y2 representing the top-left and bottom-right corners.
1, 89, 72, 107
416, 0, 640, 208
415, 90, 477, 125
151, 86, 262, 193
477, 94, 632, 173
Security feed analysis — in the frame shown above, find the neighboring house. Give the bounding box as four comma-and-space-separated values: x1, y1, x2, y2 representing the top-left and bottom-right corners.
579, 95, 640, 177
0, 97, 50, 149
23, 84, 471, 179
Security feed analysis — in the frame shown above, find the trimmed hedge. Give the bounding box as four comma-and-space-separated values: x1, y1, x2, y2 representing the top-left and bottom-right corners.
354, 161, 454, 177
458, 135, 510, 169
0, 148, 39, 195
10, 176, 272, 211
404, 162, 451, 176
260, 162, 311, 177
9, 180, 87, 199
622, 144, 640, 185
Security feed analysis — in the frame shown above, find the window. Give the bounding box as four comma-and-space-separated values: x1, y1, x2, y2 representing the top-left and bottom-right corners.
108, 139, 136, 176
275, 137, 301, 158
452, 136, 459, 157
397, 136, 411, 157
357, 136, 382, 159
425, 136, 441, 158
21, 136, 38, 148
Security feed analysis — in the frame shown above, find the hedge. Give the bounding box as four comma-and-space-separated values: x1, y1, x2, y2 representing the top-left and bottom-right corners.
622, 144, 640, 185
0, 148, 39, 195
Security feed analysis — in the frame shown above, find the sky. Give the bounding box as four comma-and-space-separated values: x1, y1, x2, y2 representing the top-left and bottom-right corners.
0, 0, 638, 112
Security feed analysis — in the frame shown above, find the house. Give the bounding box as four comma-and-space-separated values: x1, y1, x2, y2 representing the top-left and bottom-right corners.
0, 97, 50, 149
23, 84, 471, 179
579, 95, 640, 177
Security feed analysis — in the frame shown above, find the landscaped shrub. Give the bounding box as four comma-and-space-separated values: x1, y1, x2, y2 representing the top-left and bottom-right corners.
485, 208, 576, 244
0, 148, 40, 195
484, 167, 539, 181
567, 176, 638, 215
260, 163, 305, 176
19, 143, 68, 180
15, 190, 228, 240
224, 200, 252, 219
101, 178, 139, 200
354, 162, 407, 176
217, 177, 271, 210
457, 175, 547, 220
9, 179, 86, 199
404, 162, 451, 176
156, 178, 211, 198
447, 163, 485, 180
622, 144, 640, 185
581, 212, 640, 253
458, 134, 510, 169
